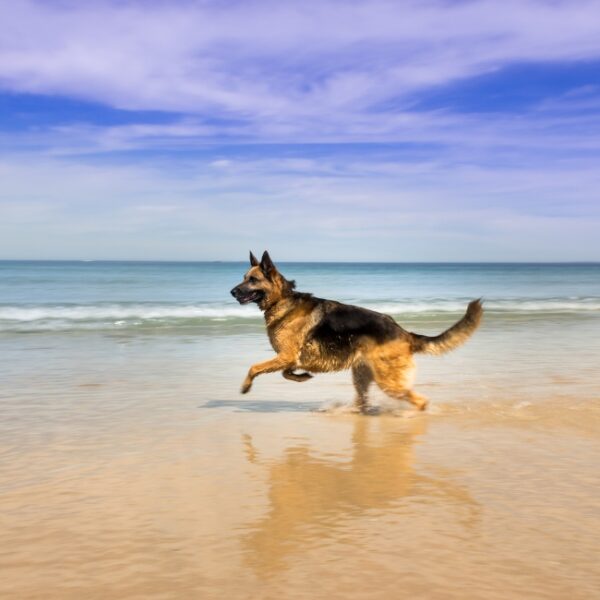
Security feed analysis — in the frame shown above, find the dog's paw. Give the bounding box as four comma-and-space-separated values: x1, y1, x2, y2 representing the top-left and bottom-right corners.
240, 380, 252, 394
295, 371, 313, 382
282, 369, 313, 383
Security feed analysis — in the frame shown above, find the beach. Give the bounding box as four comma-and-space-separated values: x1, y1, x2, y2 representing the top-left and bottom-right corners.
1, 261, 600, 599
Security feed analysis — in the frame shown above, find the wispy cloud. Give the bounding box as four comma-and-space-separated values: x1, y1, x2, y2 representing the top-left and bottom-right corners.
3, 0, 600, 152
2, 1, 600, 123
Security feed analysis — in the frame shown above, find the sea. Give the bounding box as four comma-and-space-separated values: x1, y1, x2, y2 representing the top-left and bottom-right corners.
1, 261, 600, 599
2, 261, 600, 334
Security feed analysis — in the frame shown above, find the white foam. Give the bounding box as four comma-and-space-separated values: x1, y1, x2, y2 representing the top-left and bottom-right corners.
0, 297, 598, 332
0, 303, 260, 322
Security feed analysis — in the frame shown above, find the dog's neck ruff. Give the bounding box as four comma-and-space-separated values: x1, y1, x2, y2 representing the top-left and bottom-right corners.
263, 296, 296, 327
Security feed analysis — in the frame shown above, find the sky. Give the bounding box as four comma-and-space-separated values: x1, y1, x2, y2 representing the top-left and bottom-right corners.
1, 0, 600, 261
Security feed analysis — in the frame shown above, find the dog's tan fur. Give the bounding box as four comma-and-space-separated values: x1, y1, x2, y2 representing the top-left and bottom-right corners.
231, 251, 483, 411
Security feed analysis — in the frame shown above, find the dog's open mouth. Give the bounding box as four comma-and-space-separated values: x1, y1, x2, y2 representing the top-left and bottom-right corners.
236, 290, 264, 305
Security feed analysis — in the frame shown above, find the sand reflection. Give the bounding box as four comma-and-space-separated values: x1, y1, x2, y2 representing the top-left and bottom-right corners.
241, 416, 479, 577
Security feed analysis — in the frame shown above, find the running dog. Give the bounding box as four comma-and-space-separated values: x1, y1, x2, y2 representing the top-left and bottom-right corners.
230, 251, 482, 411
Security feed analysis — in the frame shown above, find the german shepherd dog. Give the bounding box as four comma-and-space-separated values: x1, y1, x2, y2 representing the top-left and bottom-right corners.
231, 251, 482, 411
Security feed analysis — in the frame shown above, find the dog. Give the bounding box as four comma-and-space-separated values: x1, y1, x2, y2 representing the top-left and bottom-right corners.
231, 251, 482, 411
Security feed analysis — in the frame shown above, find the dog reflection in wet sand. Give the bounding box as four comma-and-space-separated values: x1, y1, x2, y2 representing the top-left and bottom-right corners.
231, 251, 482, 412
241, 418, 479, 576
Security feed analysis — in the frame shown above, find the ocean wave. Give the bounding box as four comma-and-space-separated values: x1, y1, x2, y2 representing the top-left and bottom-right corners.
0, 298, 599, 332
0, 303, 259, 322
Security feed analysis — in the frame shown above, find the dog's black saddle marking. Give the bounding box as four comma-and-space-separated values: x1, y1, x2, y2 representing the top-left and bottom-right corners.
309, 303, 401, 352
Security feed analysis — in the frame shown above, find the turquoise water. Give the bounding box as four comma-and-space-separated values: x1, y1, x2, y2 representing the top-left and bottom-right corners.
1, 261, 599, 333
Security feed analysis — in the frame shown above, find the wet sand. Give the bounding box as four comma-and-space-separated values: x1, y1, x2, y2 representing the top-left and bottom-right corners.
1, 322, 600, 599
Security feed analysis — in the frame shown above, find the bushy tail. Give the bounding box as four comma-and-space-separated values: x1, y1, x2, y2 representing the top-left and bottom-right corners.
410, 299, 483, 356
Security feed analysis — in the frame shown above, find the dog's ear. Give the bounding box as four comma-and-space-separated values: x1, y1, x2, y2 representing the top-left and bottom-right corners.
249, 251, 259, 267
260, 251, 276, 277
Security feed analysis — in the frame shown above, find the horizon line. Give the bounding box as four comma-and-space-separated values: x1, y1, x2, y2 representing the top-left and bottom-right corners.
1, 259, 599, 265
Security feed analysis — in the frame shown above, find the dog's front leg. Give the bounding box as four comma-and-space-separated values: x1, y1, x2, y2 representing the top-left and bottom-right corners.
241, 355, 288, 394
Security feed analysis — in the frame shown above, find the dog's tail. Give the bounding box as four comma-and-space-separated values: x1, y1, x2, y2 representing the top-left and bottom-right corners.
410, 299, 483, 356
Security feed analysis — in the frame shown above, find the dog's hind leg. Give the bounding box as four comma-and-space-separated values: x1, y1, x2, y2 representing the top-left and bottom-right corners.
282, 368, 313, 382
369, 344, 428, 411
352, 362, 373, 412
376, 377, 428, 411
402, 390, 428, 411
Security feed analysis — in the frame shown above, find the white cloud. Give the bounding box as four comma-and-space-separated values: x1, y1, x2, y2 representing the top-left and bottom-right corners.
1, 0, 600, 122
2, 0, 600, 156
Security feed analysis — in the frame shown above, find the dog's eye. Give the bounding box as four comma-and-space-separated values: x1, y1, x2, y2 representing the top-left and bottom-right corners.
248, 276, 258, 283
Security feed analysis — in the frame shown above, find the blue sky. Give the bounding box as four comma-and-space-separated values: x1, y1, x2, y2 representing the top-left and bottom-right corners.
1, 0, 600, 261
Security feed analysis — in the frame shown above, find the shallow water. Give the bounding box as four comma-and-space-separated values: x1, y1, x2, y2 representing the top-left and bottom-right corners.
1, 262, 600, 598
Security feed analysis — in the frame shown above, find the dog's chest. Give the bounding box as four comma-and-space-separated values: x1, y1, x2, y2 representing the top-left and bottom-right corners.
265, 301, 321, 356
267, 324, 293, 353
267, 327, 281, 352
266, 317, 308, 355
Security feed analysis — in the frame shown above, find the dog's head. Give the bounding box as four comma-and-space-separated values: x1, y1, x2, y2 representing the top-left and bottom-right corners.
230, 251, 294, 310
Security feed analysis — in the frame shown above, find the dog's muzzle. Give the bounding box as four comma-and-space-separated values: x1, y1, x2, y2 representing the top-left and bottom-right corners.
231, 285, 263, 305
